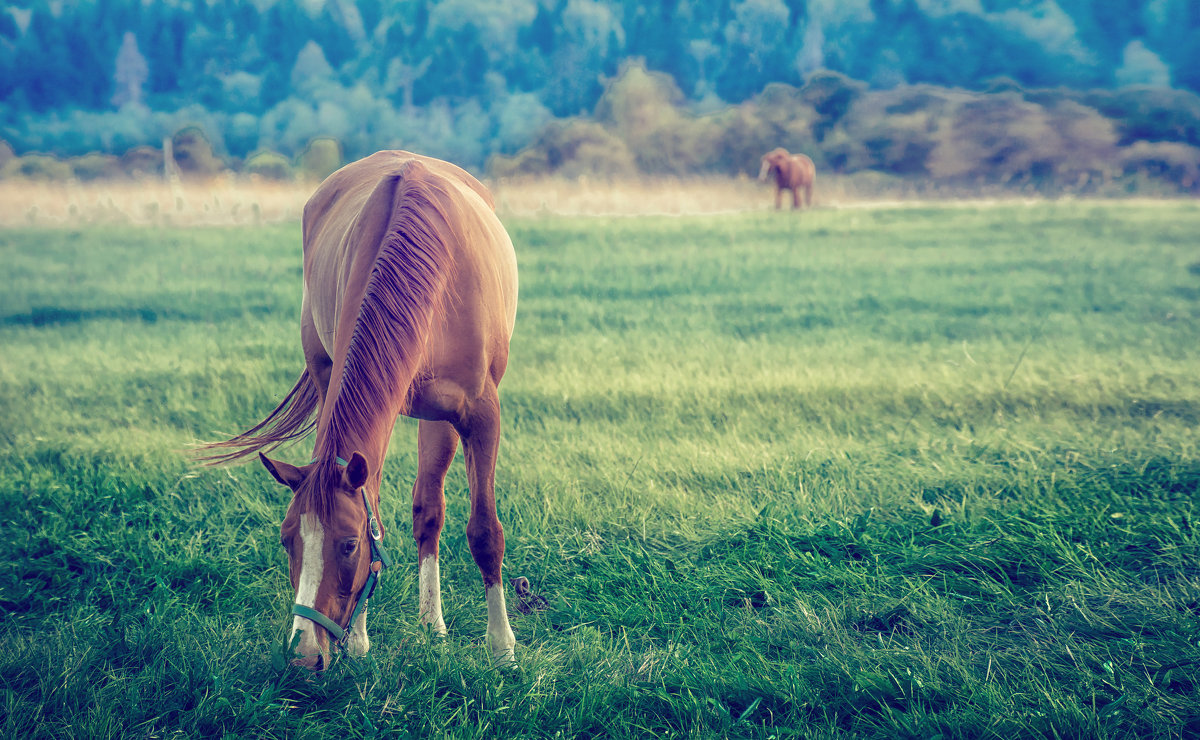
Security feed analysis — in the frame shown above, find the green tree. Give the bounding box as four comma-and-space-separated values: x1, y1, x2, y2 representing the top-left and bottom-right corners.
111, 32, 149, 108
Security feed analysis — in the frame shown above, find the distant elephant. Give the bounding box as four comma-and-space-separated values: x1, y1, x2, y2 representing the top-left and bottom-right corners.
759, 148, 815, 210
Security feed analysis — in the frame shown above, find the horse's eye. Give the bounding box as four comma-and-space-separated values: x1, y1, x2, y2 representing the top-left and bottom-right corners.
341, 539, 359, 557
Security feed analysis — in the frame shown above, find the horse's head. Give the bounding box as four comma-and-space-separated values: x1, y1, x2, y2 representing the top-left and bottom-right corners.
259, 451, 383, 670
759, 148, 790, 181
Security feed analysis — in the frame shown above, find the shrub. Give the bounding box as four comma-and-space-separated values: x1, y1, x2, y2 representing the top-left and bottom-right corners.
798, 70, 866, 140
593, 59, 715, 175
297, 138, 343, 180
243, 150, 294, 180
489, 119, 636, 178
752, 83, 819, 151
1081, 87, 1200, 147
2, 154, 73, 180
172, 127, 223, 177
708, 83, 821, 175
1039, 99, 1119, 182
121, 146, 163, 178
70, 153, 122, 181
1120, 141, 1200, 189
831, 85, 964, 175
707, 104, 776, 176
926, 93, 1060, 183
0, 140, 14, 171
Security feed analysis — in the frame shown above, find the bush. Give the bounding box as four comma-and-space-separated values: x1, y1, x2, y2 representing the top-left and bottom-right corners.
2, 154, 73, 180
297, 138, 343, 180
830, 85, 964, 175
1120, 141, 1200, 189
1039, 99, 1119, 182
589, 60, 724, 174
1083, 87, 1200, 147
489, 119, 636, 178
704, 84, 821, 175
243, 150, 294, 180
798, 70, 866, 140
751, 83, 820, 151
70, 153, 122, 180
121, 146, 163, 177
926, 93, 1060, 183
172, 127, 223, 177
0, 140, 14, 171
707, 104, 776, 176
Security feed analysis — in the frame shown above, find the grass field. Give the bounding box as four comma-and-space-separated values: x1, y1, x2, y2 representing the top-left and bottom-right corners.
1, 200, 1198, 738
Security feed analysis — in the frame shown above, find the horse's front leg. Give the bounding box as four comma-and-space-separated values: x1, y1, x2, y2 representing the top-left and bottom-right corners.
412, 419, 459, 635
458, 386, 516, 662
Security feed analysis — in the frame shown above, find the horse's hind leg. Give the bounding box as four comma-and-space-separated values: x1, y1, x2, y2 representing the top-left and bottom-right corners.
412, 420, 459, 635
458, 385, 516, 662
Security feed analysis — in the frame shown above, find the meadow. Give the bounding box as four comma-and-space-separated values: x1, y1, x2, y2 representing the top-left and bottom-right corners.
0, 197, 1198, 738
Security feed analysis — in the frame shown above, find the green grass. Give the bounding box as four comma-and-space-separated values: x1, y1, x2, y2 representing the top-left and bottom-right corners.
1, 201, 1199, 738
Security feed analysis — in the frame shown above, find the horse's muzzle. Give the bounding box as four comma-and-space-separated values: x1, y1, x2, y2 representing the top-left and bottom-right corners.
291, 650, 326, 671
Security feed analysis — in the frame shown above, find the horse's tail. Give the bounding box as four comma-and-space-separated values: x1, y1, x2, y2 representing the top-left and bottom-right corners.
194, 369, 320, 466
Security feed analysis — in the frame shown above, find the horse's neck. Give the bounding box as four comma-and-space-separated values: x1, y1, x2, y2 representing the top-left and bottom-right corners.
313, 389, 400, 474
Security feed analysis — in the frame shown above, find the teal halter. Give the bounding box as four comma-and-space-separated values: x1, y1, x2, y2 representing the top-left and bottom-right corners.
291, 457, 393, 648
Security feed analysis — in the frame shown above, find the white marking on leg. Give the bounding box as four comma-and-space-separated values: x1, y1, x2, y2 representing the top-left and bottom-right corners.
419, 555, 447, 634
289, 512, 326, 663
485, 583, 516, 663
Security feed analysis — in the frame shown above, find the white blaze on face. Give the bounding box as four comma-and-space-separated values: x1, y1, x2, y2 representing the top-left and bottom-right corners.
758, 160, 770, 180
289, 512, 326, 656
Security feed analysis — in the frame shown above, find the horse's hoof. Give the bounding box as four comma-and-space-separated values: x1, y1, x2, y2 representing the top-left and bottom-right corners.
491, 645, 517, 666
419, 619, 448, 639
487, 629, 517, 665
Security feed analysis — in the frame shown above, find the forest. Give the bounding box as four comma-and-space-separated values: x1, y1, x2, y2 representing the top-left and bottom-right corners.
2, 0, 1199, 190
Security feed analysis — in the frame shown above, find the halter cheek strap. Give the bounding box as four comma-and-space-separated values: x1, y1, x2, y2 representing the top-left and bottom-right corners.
292, 457, 393, 649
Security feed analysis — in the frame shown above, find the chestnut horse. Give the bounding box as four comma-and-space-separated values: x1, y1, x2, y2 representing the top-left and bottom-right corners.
759, 148, 816, 210
201, 151, 518, 670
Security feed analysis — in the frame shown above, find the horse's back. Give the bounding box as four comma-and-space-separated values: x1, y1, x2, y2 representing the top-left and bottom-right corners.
301, 151, 516, 363
792, 154, 816, 186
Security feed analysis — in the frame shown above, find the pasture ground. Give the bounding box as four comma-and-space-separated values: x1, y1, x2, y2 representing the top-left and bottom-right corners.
1, 200, 1198, 738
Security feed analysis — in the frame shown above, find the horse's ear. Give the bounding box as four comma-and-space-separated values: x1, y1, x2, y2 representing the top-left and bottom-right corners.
260, 453, 305, 490
344, 452, 370, 491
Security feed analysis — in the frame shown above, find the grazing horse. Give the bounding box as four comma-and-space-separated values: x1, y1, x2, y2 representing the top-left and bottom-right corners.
200, 150, 519, 670
759, 148, 816, 210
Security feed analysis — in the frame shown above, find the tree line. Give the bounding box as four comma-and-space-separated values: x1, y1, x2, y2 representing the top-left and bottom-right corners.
492, 63, 1200, 192
1, 0, 1198, 191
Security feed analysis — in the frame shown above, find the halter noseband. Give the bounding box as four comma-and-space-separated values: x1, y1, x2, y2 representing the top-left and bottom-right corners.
291, 457, 393, 649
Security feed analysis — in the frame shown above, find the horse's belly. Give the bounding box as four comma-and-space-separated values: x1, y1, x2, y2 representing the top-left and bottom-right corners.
303, 248, 347, 359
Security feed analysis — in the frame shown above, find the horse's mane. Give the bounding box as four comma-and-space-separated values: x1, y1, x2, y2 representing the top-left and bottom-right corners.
305, 168, 458, 518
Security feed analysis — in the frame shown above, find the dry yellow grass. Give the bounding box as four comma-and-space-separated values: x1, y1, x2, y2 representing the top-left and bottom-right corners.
0, 174, 909, 228
0, 175, 778, 227
0, 176, 314, 228
491, 175, 771, 216
0, 173, 1177, 228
